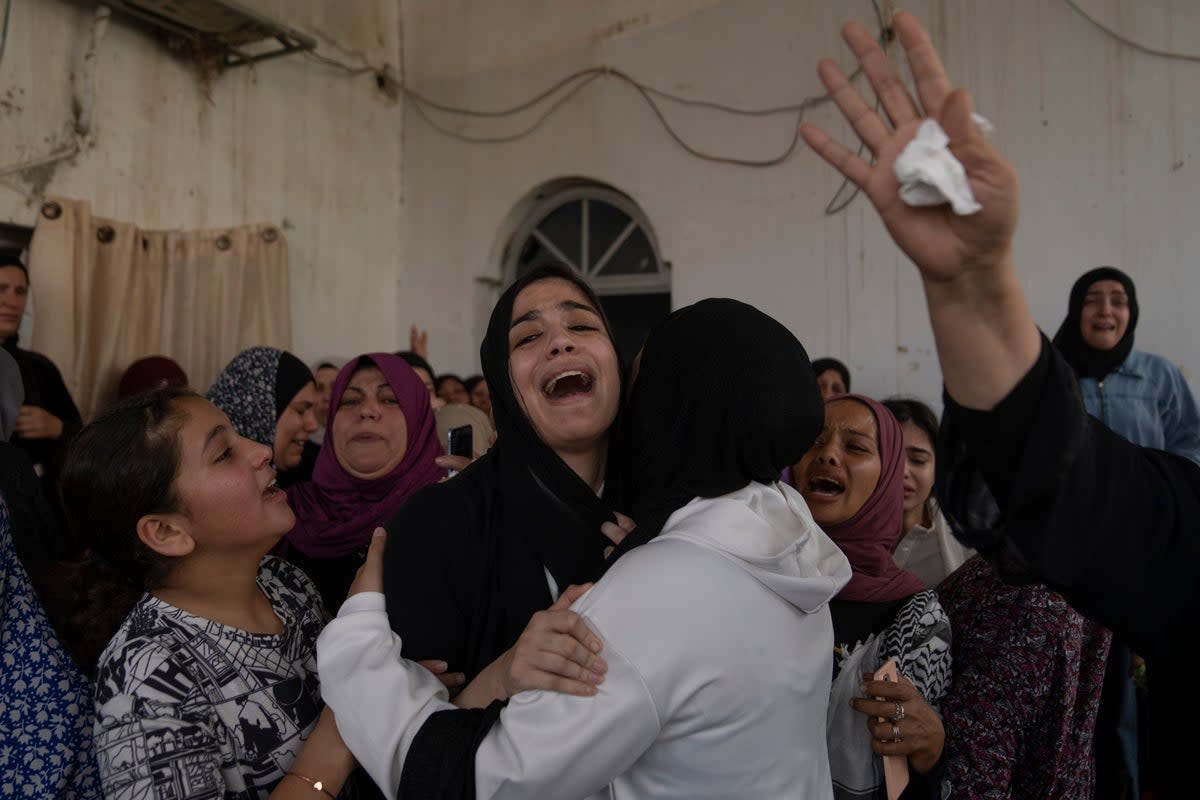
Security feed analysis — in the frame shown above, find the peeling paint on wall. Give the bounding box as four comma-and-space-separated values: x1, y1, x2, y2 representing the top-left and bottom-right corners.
588, 14, 651, 45
0, 0, 406, 363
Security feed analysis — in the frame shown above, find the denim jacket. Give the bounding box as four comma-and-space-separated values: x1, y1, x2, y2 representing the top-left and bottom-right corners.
1077, 349, 1200, 465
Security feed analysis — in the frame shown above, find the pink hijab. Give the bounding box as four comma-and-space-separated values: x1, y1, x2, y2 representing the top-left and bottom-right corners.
285, 353, 445, 558
811, 394, 925, 603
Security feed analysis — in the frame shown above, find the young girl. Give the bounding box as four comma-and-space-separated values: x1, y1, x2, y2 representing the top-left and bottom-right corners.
58, 388, 356, 799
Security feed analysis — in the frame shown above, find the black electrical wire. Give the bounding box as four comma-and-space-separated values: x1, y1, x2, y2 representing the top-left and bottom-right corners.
302, 0, 893, 204
0, 0, 12, 74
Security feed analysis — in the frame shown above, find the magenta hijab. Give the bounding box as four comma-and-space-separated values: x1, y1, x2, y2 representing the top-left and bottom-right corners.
285, 353, 445, 558
815, 394, 925, 603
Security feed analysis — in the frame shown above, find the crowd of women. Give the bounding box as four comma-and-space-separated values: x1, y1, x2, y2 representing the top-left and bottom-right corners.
0, 10, 1194, 800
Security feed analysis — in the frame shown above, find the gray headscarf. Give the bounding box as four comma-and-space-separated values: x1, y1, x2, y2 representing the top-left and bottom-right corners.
0, 349, 23, 441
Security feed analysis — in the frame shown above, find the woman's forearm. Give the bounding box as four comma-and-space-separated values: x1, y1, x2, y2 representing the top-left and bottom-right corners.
454, 657, 506, 709
922, 257, 1041, 411
270, 708, 356, 799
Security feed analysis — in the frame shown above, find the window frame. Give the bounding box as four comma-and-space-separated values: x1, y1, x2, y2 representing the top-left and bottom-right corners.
503, 184, 669, 296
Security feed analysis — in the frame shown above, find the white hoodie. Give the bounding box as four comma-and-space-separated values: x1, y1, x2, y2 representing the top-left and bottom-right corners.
318, 481, 851, 799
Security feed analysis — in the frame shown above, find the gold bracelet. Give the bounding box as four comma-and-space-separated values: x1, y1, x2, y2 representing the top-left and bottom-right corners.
285, 772, 337, 799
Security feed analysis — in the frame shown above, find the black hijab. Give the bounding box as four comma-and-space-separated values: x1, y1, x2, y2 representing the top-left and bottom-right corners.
479, 263, 623, 582
383, 263, 624, 687
1052, 267, 1139, 381
603, 298, 824, 568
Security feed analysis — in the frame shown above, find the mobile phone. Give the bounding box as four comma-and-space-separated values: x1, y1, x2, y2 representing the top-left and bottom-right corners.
446, 425, 473, 476
872, 659, 908, 800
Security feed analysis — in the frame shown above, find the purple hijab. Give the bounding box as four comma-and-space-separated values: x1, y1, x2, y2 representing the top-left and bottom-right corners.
285, 353, 445, 558
811, 394, 925, 603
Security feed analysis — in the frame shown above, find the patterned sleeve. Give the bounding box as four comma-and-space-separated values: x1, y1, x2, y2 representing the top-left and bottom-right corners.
93, 641, 226, 799
882, 590, 953, 706
938, 602, 1052, 797
263, 555, 331, 625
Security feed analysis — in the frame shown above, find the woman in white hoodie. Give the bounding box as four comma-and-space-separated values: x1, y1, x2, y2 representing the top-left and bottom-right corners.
316, 298, 852, 799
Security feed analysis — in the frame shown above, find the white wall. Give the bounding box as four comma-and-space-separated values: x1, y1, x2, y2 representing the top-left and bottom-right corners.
4, 1, 1197, 409
0, 0, 405, 368
400, 0, 1200, 412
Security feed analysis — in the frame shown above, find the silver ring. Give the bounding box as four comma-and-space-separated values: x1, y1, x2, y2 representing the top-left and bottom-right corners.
890, 723, 903, 743
890, 701, 906, 722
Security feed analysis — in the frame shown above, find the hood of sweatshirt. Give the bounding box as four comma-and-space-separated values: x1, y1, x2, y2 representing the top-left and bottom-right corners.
653, 481, 851, 614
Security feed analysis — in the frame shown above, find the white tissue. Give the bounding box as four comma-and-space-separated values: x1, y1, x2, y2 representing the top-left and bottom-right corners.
893, 114, 993, 215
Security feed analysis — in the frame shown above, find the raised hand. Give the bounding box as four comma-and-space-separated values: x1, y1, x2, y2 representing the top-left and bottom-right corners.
409, 324, 429, 359
799, 11, 1018, 285
801, 10, 1039, 410
346, 528, 386, 597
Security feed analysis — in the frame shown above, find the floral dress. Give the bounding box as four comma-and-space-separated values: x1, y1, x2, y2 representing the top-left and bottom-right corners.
0, 495, 101, 798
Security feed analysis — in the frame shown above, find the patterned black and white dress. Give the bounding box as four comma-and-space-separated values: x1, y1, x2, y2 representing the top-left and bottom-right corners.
93, 557, 327, 799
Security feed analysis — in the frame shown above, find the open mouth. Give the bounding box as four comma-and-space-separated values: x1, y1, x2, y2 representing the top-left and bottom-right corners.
807, 475, 845, 497
542, 370, 595, 400
262, 476, 283, 500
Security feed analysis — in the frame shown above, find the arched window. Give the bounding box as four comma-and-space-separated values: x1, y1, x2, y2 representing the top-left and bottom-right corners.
503, 181, 670, 363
